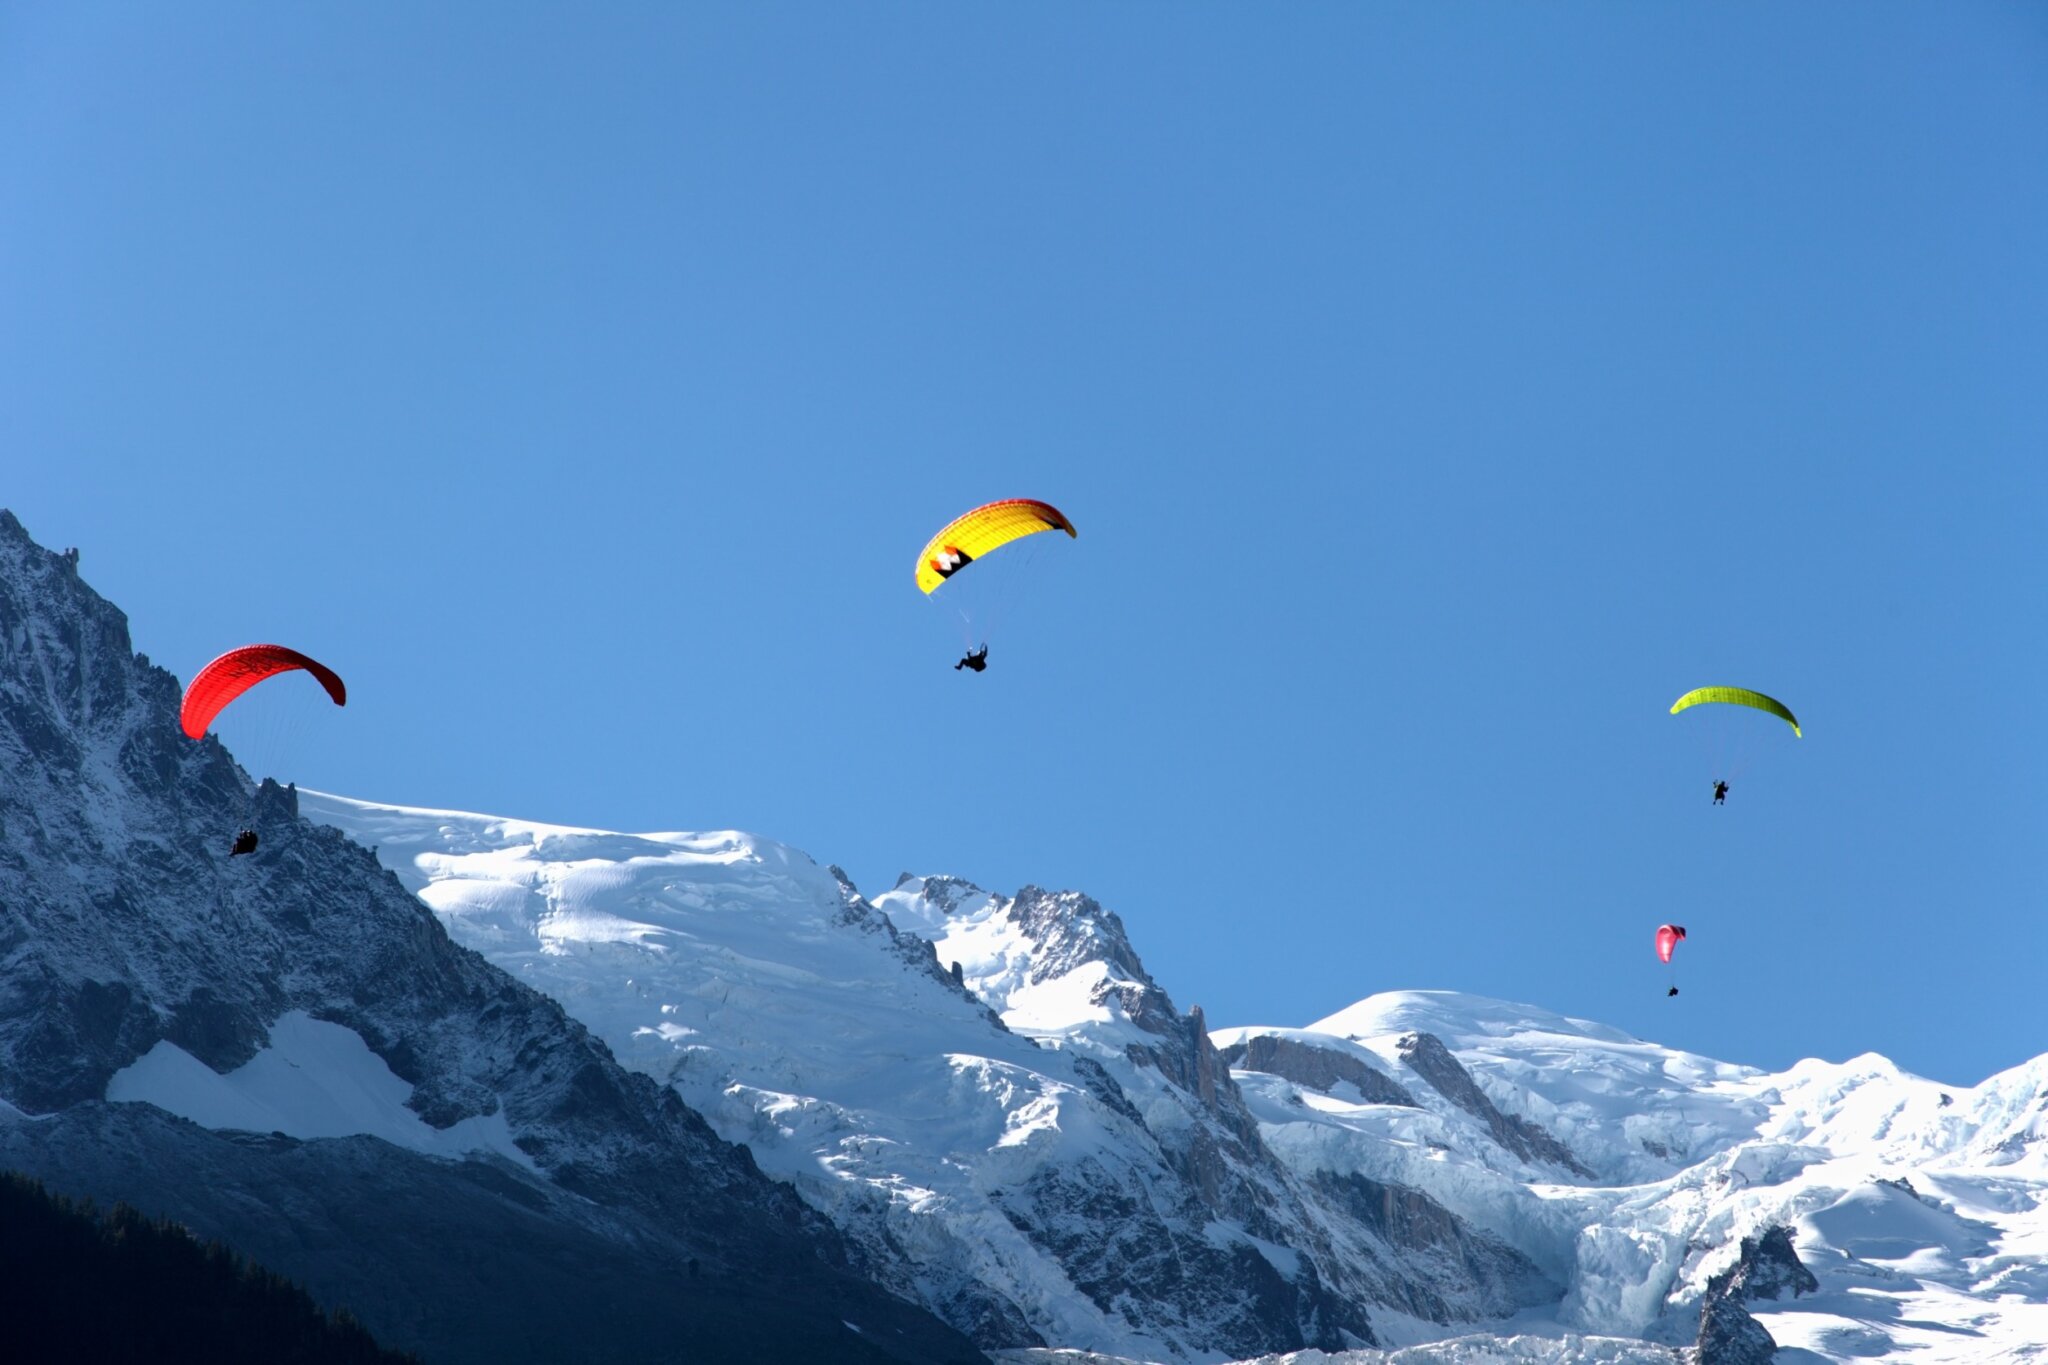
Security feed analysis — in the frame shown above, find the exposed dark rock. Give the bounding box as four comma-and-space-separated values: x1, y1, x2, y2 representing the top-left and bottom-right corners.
0, 1104, 967, 1365
0, 504, 1589, 1364
0, 509, 986, 1365
1070, 1056, 1147, 1130
1696, 1223, 1816, 1365
903, 878, 1573, 1355
994, 1157, 1363, 1360
896, 873, 989, 917
1716, 1223, 1819, 1304
833, 868, 1010, 1034
1309, 1171, 1557, 1322
1395, 1032, 1596, 1178
1008, 887, 1153, 1014
1696, 1288, 1777, 1365
1218, 1034, 1419, 1108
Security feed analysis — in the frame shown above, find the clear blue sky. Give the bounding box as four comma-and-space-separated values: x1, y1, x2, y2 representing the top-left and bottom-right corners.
8, 4, 2045, 1084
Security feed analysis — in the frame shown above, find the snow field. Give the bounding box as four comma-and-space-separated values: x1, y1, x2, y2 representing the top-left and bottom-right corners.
298, 796, 2048, 1365
106, 1011, 534, 1170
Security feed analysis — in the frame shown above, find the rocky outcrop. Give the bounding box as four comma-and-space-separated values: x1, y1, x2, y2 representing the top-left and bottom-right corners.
883, 878, 1562, 1352
1001, 890, 1380, 1355
1695, 1224, 1816, 1364
1309, 1171, 1557, 1322
1218, 1034, 1419, 1107
1695, 1293, 1777, 1365
1, 1102, 967, 1365
1396, 1031, 1596, 1177
0, 509, 985, 1365
1717, 1224, 1819, 1304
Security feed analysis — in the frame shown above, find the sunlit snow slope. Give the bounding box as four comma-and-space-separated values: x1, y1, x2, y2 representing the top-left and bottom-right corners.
306, 793, 2048, 1365
1218, 992, 2048, 1362
303, 794, 1356, 1363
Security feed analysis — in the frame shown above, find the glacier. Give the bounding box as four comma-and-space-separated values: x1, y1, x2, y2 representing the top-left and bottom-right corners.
302, 790, 2048, 1363
4, 504, 2035, 1364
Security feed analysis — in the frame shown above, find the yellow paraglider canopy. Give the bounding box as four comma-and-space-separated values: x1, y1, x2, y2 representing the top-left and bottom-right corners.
915, 499, 1076, 595
1669, 687, 1801, 738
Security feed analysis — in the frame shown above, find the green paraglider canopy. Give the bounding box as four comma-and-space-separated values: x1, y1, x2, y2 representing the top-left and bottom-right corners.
1668, 686, 1800, 738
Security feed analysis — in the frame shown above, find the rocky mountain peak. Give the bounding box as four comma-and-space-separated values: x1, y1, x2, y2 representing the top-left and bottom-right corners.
1694, 1224, 1814, 1364
1713, 1224, 1819, 1305
0, 510, 985, 1365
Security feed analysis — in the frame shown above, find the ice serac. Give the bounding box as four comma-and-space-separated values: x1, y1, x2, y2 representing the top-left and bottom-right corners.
287, 796, 2048, 1363
0, 510, 985, 1365
1222, 989, 2048, 1363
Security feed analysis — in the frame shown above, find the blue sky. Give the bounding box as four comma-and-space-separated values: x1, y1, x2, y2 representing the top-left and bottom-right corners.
7, 4, 2045, 1084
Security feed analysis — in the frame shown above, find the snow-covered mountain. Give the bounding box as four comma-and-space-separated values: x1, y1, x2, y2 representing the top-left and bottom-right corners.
1214, 991, 2048, 1362
0, 511, 984, 1365
304, 790, 2048, 1365
9, 504, 2043, 1364
301, 795, 1560, 1361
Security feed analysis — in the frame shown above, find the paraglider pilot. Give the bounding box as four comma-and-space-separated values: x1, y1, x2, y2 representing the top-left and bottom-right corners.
1712, 780, 1729, 805
230, 828, 259, 857
1656, 923, 1686, 997
955, 645, 989, 673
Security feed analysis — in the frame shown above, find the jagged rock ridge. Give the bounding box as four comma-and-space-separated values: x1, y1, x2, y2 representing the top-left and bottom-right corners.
0, 509, 983, 1365
1695, 1224, 1816, 1365
1394, 1031, 1595, 1179
1214, 1035, 1418, 1109
20, 510, 2040, 1363
292, 803, 1562, 1362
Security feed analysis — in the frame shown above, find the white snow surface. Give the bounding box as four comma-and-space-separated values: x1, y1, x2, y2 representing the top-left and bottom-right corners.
303, 792, 1219, 1363
999, 1339, 1682, 1365
303, 793, 2048, 1365
106, 1010, 534, 1169
1221, 990, 2048, 1363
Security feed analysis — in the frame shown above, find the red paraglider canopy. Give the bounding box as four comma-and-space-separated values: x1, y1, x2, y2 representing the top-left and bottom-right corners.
180, 645, 346, 741
1655, 924, 1687, 965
